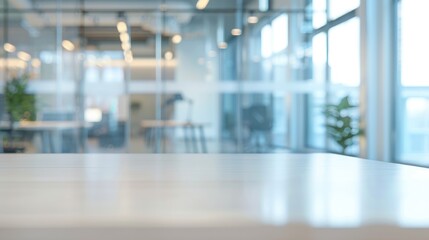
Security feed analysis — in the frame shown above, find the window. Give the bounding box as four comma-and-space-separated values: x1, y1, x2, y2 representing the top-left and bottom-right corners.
261, 14, 288, 58
261, 25, 273, 58
259, 0, 270, 12
312, 32, 327, 84
306, 0, 360, 154
328, 17, 360, 87
400, 0, 429, 87
272, 14, 288, 53
312, 0, 327, 29
307, 33, 327, 149
329, 0, 360, 19
397, 0, 429, 165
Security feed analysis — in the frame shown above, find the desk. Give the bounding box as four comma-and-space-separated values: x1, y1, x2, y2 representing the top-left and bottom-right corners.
0, 121, 89, 153
0, 153, 429, 240
141, 120, 207, 153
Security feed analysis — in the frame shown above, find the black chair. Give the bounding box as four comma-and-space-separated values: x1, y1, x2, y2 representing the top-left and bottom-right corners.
243, 104, 273, 152
92, 113, 126, 148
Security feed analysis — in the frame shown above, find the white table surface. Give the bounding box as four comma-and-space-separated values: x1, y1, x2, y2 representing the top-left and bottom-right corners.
0, 153, 428, 240
0, 121, 88, 131
141, 120, 208, 128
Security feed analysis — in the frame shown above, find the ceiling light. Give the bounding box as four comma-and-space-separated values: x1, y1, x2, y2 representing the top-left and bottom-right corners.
17, 51, 31, 61
85, 108, 102, 123
208, 50, 217, 58
120, 32, 130, 42
117, 20, 127, 33
164, 51, 173, 60
172, 34, 182, 44
218, 42, 228, 49
62, 40, 75, 51
124, 51, 133, 63
248, 16, 259, 24
31, 58, 41, 68
121, 42, 131, 51
231, 28, 242, 36
196, 0, 210, 10
3, 43, 16, 53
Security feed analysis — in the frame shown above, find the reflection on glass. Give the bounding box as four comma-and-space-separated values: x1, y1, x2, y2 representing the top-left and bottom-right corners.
0, 5, 316, 154
309, 159, 362, 227
399, 167, 429, 226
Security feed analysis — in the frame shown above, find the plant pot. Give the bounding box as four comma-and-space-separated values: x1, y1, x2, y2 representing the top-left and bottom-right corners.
2, 146, 25, 153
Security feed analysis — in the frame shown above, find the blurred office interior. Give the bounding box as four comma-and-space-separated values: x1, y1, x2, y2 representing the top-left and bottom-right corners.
0, 0, 428, 166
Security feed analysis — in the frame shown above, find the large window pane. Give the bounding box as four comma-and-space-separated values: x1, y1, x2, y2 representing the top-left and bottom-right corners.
328, 17, 360, 87
397, 0, 429, 166
399, 98, 429, 165
400, 0, 429, 87
261, 25, 273, 58
312, 0, 327, 29
272, 14, 288, 53
0, 4, 309, 154
329, 0, 360, 20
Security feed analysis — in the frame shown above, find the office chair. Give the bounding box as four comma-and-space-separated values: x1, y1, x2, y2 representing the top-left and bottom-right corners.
243, 104, 273, 153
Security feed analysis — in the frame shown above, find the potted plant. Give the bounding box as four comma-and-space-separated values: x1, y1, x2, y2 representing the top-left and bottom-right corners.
5, 74, 36, 122
323, 96, 363, 155
2, 74, 36, 153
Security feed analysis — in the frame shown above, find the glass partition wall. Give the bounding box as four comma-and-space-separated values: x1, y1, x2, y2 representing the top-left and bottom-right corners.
0, 0, 331, 154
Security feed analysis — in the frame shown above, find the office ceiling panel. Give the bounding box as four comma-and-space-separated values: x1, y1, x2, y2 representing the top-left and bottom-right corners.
8, 0, 255, 11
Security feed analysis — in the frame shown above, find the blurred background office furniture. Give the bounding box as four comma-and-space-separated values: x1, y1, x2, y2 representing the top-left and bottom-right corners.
141, 120, 207, 153
243, 104, 273, 152
162, 94, 193, 122
88, 113, 126, 149
41, 112, 79, 152
0, 120, 89, 153
0, 127, 26, 153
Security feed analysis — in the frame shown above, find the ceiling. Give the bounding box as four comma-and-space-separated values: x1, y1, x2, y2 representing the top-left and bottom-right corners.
2, 0, 299, 57
7, 0, 257, 11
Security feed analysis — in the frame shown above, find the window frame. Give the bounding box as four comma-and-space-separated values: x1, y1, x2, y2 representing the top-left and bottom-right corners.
305, 0, 361, 152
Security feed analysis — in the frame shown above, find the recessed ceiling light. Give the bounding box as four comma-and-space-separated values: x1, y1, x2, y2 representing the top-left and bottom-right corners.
208, 50, 217, 58
62, 40, 75, 51
17, 51, 31, 61
31, 58, 41, 68
164, 51, 174, 60
121, 42, 131, 51
120, 32, 130, 42
124, 50, 133, 63
248, 16, 259, 24
196, 0, 210, 10
172, 34, 182, 44
218, 42, 228, 49
117, 21, 127, 33
3, 43, 16, 53
231, 28, 242, 36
